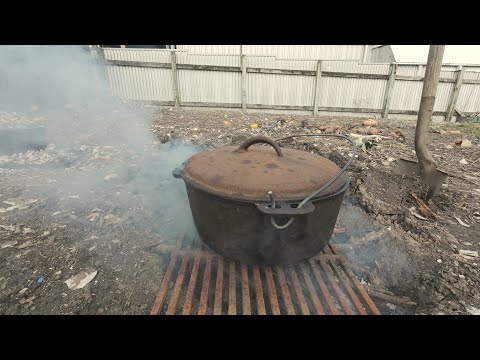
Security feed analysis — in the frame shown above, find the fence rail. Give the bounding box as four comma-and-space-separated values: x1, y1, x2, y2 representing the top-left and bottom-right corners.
99, 48, 480, 121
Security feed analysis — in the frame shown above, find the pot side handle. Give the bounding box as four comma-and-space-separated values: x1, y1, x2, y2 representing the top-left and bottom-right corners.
255, 201, 315, 216
172, 161, 187, 179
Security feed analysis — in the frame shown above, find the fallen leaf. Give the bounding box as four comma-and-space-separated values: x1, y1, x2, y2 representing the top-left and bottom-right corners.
448, 130, 462, 135
362, 119, 378, 127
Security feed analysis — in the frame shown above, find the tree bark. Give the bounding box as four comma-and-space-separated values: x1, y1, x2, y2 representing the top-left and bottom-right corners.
415, 45, 445, 199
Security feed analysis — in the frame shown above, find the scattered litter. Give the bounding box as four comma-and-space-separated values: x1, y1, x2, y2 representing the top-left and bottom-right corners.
68, 195, 80, 199
410, 207, 429, 221
104, 214, 121, 225
55, 270, 62, 275
18, 288, 28, 295
223, 121, 231, 125
465, 305, 480, 315
20, 296, 36, 306
0, 199, 37, 213
459, 159, 468, 165
386, 303, 397, 310
41, 231, 50, 237
37, 277, 45, 284
87, 213, 100, 222
249, 124, 258, 129
437, 259, 443, 263
0, 225, 16, 232
65, 269, 98, 290
1, 240, 18, 249
52, 211, 61, 216
387, 157, 395, 162
22, 227, 34, 235
463, 242, 473, 246
454, 215, 470, 227
17, 241, 37, 249
461, 139, 472, 148
104, 173, 118, 181
459, 250, 478, 260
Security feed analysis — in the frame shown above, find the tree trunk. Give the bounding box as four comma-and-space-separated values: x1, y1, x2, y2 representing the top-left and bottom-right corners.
415, 45, 445, 199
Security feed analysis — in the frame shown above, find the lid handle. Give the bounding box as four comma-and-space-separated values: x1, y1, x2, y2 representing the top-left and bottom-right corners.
235, 136, 283, 157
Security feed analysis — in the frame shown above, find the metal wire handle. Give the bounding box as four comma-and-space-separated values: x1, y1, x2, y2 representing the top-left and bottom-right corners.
268, 133, 357, 230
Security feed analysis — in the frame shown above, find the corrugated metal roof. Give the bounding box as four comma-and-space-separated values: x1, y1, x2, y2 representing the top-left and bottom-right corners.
389, 45, 480, 66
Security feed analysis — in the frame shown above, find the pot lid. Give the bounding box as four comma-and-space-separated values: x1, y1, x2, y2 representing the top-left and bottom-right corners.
181, 136, 348, 202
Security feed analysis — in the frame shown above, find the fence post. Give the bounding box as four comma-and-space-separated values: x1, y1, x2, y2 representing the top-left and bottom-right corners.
445, 66, 464, 122
382, 62, 397, 120
170, 51, 180, 108
313, 60, 323, 116
241, 54, 247, 112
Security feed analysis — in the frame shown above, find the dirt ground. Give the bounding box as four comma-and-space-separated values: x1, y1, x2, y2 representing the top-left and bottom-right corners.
0, 105, 479, 315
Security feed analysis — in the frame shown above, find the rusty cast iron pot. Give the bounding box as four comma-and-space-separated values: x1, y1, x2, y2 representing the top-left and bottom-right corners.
173, 135, 353, 265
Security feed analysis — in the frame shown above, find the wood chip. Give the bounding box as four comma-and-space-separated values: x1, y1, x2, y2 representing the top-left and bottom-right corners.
454, 215, 470, 227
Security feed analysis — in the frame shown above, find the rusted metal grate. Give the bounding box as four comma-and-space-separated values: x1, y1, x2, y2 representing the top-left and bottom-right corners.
150, 234, 380, 315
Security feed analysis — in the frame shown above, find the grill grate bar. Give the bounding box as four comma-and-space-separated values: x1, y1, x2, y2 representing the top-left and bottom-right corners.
150, 255, 177, 315
275, 266, 296, 315
319, 260, 353, 315
166, 255, 189, 315
289, 266, 310, 315
213, 258, 224, 315
228, 262, 236, 315
198, 257, 212, 315
300, 263, 325, 315
309, 259, 339, 315
182, 255, 200, 315
265, 267, 281, 315
330, 261, 367, 315
340, 263, 381, 315
241, 264, 251, 315
253, 265, 266, 315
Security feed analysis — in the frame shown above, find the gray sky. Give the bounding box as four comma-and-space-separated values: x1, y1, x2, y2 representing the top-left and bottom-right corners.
390, 45, 480, 64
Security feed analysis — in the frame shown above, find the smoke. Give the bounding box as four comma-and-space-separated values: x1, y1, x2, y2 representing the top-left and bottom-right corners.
0, 45, 200, 245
